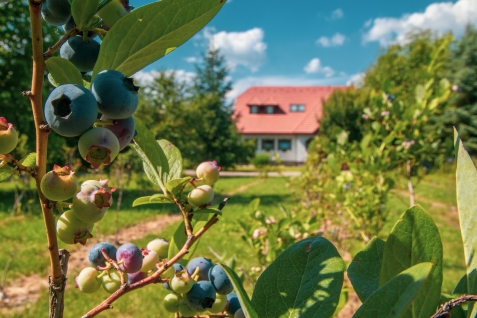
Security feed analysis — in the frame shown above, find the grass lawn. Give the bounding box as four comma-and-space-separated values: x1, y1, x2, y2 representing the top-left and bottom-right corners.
0, 168, 466, 317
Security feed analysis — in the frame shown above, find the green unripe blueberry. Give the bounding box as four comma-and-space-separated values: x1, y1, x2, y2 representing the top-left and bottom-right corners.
78, 127, 120, 169
140, 249, 158, 273
196, 161, 220, 185
179, 298, 199, 317
56, 210, 93, 245
76, 267, 101, 293
170, 269, 195, 294
72, 179, 115, 223
146, 238, 169, 259
207, 293, 227, 314
164, 293, 180, 313
0, 117, 18, 154
101, 269, 121, 294
188, 185, 214, 207
40, 165, 78, 201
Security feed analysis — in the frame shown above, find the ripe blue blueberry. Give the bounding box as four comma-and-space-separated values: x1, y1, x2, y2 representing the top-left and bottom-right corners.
41, 0, 71, 26
185, 281, 216, 312
60, 36, 100, 73
44, 84, 98, 137
226, 292, 241, 316
209, 265, 233, 295
187, 257, 214, 281
88, 242, 117, 268
92, 70, 139, 119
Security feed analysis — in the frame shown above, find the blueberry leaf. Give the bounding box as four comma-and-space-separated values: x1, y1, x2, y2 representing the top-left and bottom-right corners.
193, 208, 222, 215
130, 117, 169, 194
46, 57, 84, 86
71, 0, 99, 30
454, 128, 477, 316
348, 236, 385, 302
158, 139, 182, 181
132, 194, 173, 207
251, 236, 344, 318
354, 262, 434, 318
92, 0, 226, 78
165, 177, 191, 197
379, 205, 443, 318
219, 264, 259, 318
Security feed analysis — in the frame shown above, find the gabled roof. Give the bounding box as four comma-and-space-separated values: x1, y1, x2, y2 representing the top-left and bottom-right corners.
233, 86, 347, 135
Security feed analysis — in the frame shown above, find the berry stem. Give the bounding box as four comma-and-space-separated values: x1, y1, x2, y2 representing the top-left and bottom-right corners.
0, 154, 36, 175
44, 28, 79, 59
28, 2, 66, 317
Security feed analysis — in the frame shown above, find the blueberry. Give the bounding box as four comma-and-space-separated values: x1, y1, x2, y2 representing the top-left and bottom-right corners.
44, 84, 98, 137
209, 265, 233, 295
234, 308, 246, 318
62, 17, 97, 39
0, 117, 19, 154
187, 185, 214, 208
41, 0, 71, 26
78, 127, 120, 169
60, 36, 100, 73
187, 257, 214, 281
92, 70, 139, 119
88, 242, 117, 268
128, 271, 147, 284
185, 281, 216, 312
116, 243, 143, 274
226, 292, 241, 316
100, 115, 135, 151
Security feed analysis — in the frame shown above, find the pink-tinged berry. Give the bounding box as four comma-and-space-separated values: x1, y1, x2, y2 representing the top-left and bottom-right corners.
170, 269, 195, 294
56, 210, 93, 245
78, 127, 120, 169
100, 115, 135, 150
116, 243, 143, 274
0, 117, 18, 154
75, 267, 101, 293
188, 185, 214, 207
40, 165, 78, 201
146, 238, 169, 259
72, 179, 115, 223
196, 161, 221, 185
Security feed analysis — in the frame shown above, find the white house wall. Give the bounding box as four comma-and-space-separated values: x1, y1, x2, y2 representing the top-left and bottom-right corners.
244, 134, 315, 164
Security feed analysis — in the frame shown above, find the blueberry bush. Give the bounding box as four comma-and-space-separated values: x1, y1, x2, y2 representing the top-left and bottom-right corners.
1, 1, 477, 318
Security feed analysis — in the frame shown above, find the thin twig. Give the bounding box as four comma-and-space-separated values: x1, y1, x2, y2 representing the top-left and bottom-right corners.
431, 295, 477, 318
44, 28, 79, 58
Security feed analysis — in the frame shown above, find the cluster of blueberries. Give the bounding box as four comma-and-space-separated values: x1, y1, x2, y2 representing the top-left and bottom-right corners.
77, 240, 245, 317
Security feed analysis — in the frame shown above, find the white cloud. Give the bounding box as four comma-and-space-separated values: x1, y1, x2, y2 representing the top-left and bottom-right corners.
204, 27, 267, 72
346, 73, 365, 87
331, 8, 344, 20
303, 58, 335, 77
133, 70, 195, 86
363, 0, 477, 46
185, 56, 197, 63
316, 33, 346, 47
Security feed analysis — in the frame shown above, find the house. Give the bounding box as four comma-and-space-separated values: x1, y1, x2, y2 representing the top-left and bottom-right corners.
233, 86, 346, 164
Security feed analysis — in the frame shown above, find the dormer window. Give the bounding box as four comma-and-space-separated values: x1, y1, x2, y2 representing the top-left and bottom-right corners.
290, 104, 305, 112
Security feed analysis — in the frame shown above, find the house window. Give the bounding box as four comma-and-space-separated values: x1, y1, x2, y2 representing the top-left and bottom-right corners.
278, 139, 291, 151
250, 106, 258, 113
266, 106, 274, 114
262, 139, 275, 151
290, 104, 305, 112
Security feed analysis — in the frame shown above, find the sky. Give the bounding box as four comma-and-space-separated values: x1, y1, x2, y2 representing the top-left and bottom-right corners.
132, 0, 477, 101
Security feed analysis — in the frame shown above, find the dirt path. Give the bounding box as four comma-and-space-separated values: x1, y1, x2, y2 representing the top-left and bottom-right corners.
0, 178, 264, 315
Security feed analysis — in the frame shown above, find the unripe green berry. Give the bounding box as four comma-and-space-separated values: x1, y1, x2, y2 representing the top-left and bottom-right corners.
188, 185, 214, 207
170, 269, 195, 294
76, 267, 101, 293
164, 293, 180, 313
140, 249, 158, 273
146, 238, 169, 259
101, 270, 121, 294
0, 117, 18, 154
78, 127, 120, 169
196, 161, 220, 185
56, 210, 93, 245
40, 165, 78, 201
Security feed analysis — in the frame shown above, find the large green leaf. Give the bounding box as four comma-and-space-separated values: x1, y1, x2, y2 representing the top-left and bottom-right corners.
348, 236, 385, 302
130, 117, 169, 193
165, 177, 191, 197
354, 262, 434, 318
71, 0, 99, 30
379, 205, 443, 318
219, 264, 258, 318
132, 194, 173, 207
45, 57, 84, 86
167, 213, 210, 266
454, 129, 477, 317
92, 0, 226, 77
251, 236, 344, 318
158, 139, 182, 181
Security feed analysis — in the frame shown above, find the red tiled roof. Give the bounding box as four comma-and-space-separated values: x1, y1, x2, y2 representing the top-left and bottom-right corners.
233, 86, 347, 134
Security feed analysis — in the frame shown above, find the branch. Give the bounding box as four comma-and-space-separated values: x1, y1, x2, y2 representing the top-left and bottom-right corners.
0, 154, 36, 175
431, 295, 477, 318
28, 1, 66, 317
44, 28, 79, 58
82, 198, 229, 317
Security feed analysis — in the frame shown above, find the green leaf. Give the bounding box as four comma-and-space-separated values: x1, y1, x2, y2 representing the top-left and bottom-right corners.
71, 0, 99, 30
354, 262, 434, 318
348, 236, 385, 302
381, 78, 392, 93
158, 139, 182, 181
248, 198, 260, 212
379, 205, 443, 318
415, 84, 425, 103
0, 169, 14, 182
251, 236, 344, 318
46, 57, 84, 86
97, 0, 113, 11
165, 177, 191, 197
454, 128, 477, 317
167, 213, 210, 266
454, 273, 468, 294
193, 208, 222, 215
132, 194, 173, 207
92, 0, 226, 78
19, 153, 36, 168
130, 117, 169, 193
219, 264, 259, 318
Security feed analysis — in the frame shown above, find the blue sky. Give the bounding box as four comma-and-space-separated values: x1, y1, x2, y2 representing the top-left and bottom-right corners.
133, 0, 477, 100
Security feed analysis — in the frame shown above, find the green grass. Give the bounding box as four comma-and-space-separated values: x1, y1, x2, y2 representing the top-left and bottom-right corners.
0, 170, 467, 317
